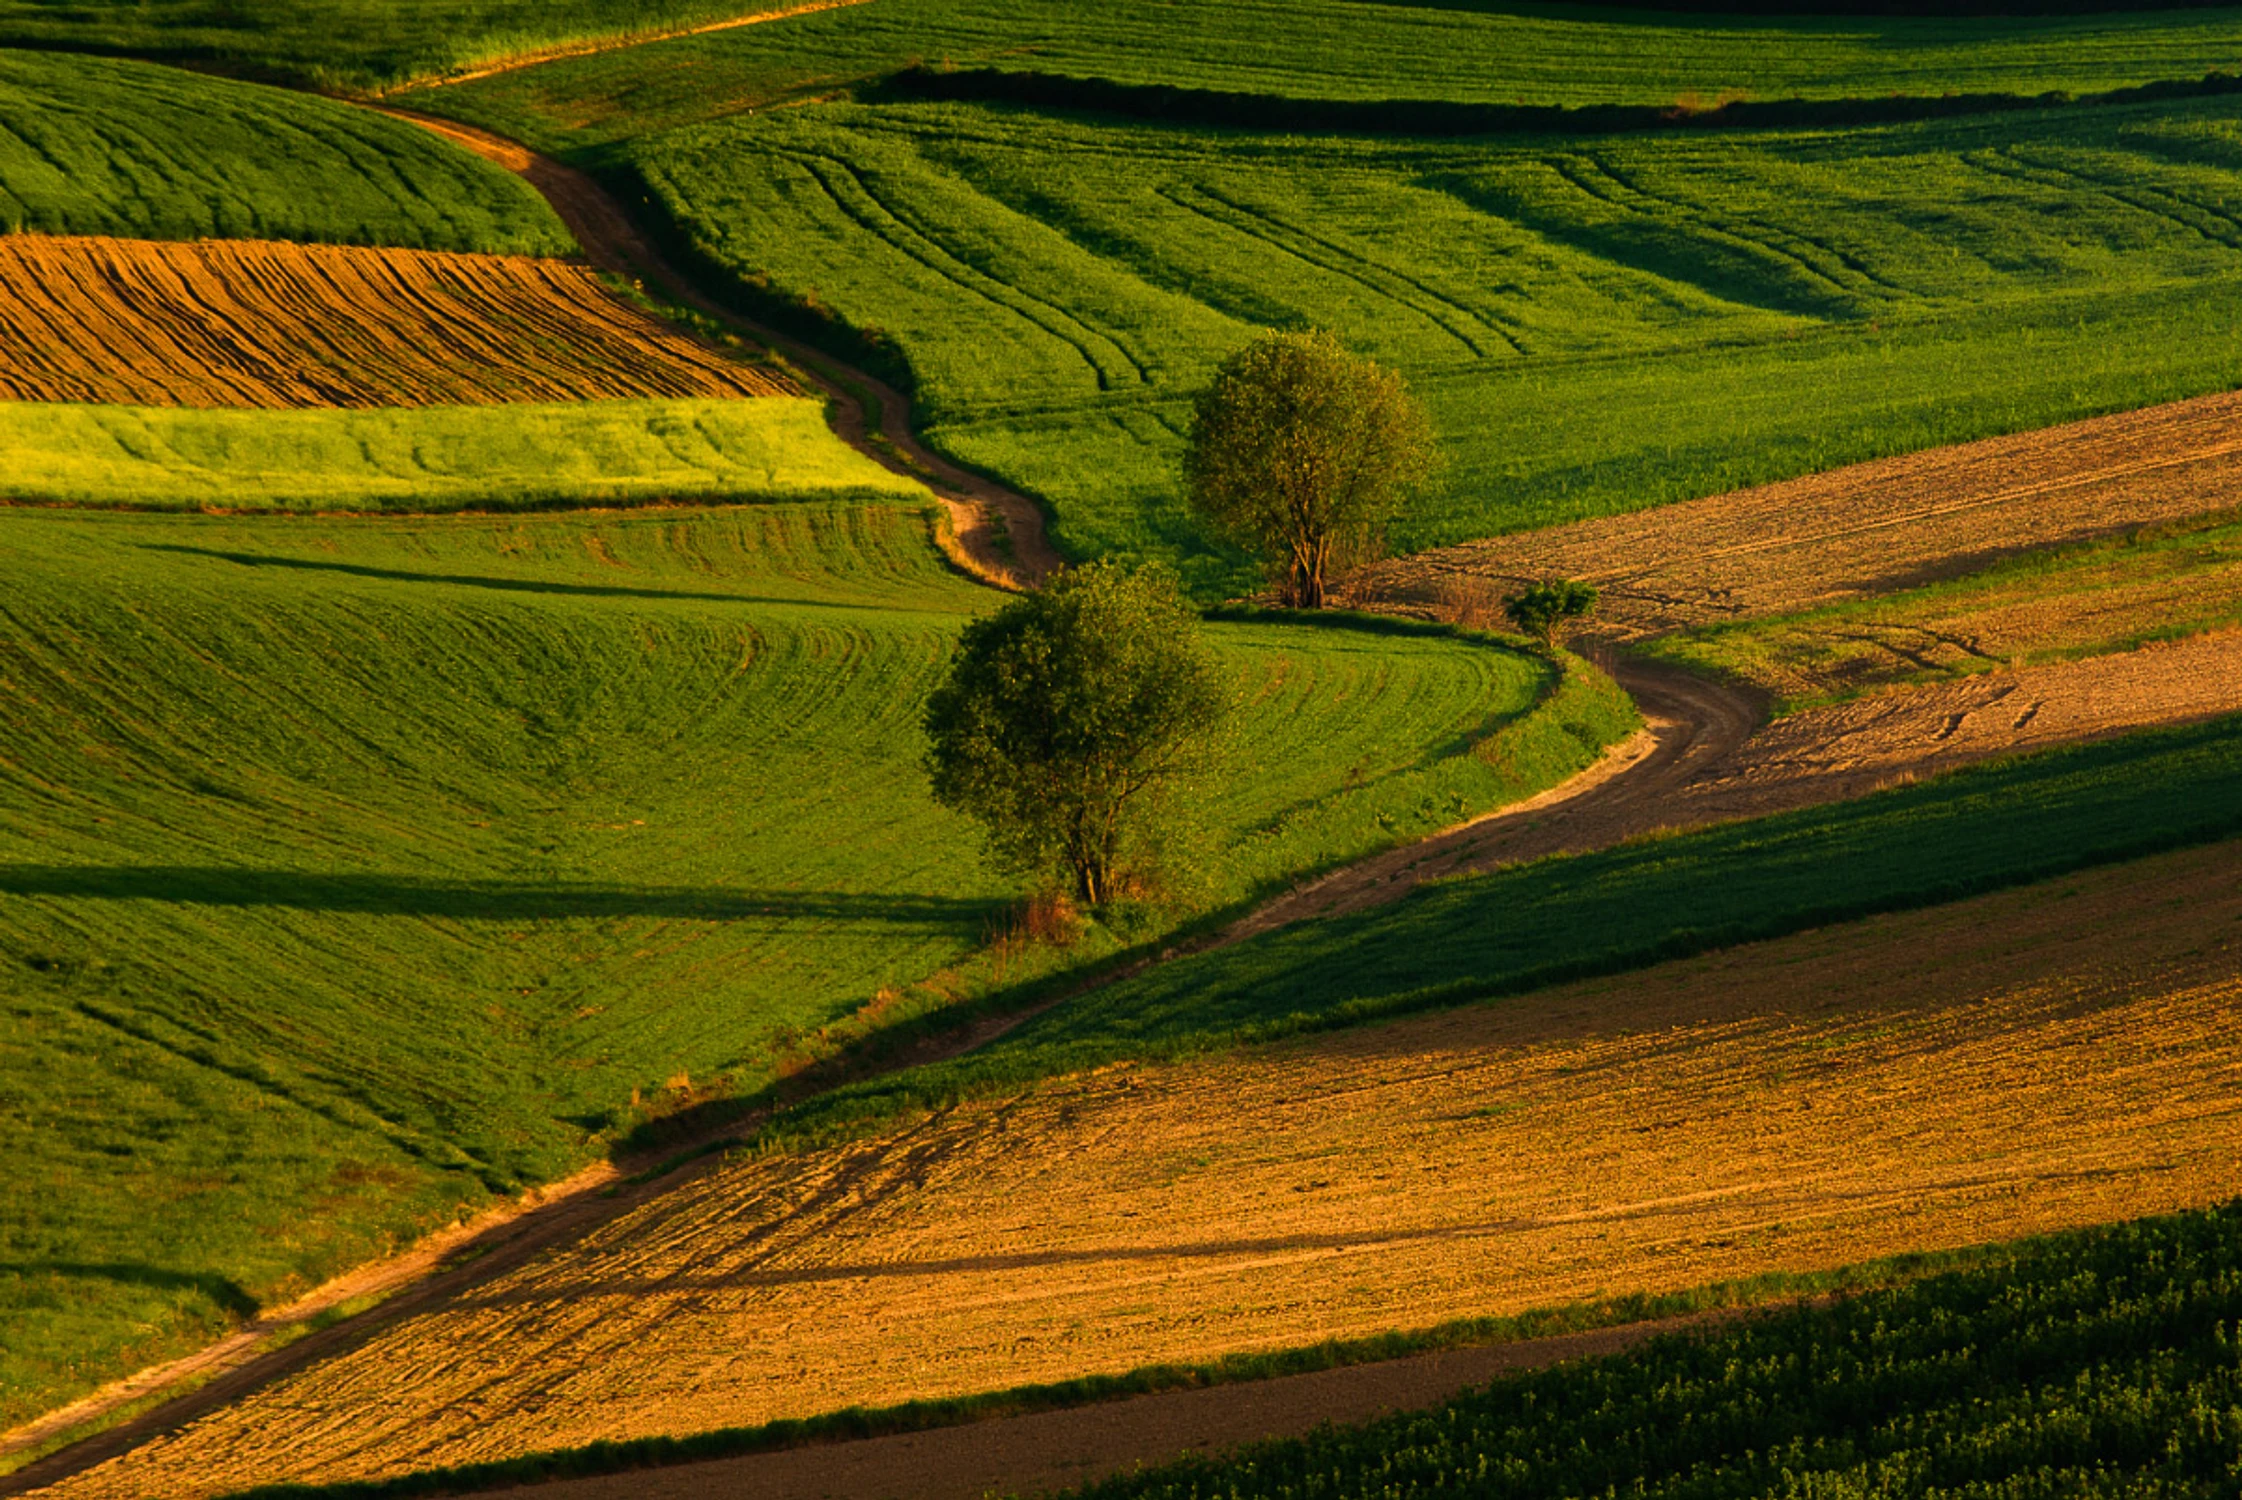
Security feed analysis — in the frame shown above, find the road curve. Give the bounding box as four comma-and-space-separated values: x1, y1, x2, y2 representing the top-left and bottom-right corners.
21, 95, 2242, 1500
375, 107, 1065, 590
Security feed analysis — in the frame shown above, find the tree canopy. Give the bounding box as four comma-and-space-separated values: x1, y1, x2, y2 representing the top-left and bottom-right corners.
923, 561, 1227, 905
1183, 329, 1438, 609
1504, 578, 1600, 649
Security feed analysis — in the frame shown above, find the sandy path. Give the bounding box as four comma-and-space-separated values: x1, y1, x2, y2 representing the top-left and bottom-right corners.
510, 1318, 1721, 1500
378, 108, 1063, 591
17, 99, 2242, 1500
1355, 388, 2242, 639
27, 835, 2242, 1499
1260, 632, 2242, 927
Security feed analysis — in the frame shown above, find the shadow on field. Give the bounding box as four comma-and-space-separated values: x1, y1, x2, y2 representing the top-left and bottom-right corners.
0, 866, 990, 926
133, 544, 899, 612
435, 1176, 1939, 1312
3, 1261, 261, 1320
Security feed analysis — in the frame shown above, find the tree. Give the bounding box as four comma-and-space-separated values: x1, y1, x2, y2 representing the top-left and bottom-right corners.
1183, 329, 1438, 609
923, 561, 1226, 905
1503, 578, 1599, 650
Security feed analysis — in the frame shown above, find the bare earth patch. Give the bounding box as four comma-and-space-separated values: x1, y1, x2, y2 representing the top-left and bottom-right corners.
1354, 387, 2242, 637
0, 233, 794, 407
29, 838, 2242, 1499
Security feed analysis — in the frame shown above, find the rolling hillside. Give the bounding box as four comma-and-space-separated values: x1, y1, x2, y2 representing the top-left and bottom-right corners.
0, 500, 1605, 1432
594, 94, 2242, 583
412, 0, 2242, 149
0, 51, 566, 250
30, 827, 2241, 1497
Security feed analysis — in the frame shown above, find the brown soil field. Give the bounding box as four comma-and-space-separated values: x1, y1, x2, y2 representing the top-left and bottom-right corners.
30, 836, 2242, 1500
0, 233, 795, 407
1353, 387, 2242, 638
1642, 520, 2242, 707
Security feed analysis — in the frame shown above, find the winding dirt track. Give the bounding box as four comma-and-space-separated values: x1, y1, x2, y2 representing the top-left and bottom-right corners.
15, 102, 2242, 1500
380, 108, 1063, 589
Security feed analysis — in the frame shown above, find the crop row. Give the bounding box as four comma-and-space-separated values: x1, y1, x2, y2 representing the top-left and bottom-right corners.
1075, 1200, 2242, 1499
0, 50, 564, 252
605, 94, 2242, 586
0, 233, 794, 408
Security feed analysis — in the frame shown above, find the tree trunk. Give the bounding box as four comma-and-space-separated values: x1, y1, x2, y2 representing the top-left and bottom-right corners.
1289, 536, 1327, 609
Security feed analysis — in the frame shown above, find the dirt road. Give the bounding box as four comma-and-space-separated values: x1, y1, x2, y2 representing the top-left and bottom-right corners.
502, 1317, 1726, 1500
393, 0, 874, 92
1252, 632, 2242, 929
380, 108, 1063, 590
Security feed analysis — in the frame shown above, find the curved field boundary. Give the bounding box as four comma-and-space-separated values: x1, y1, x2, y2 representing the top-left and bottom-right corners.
372, 107, 1064, 587
0, 233, 795, 407
472, 1316, 1730, 1500
1353, 383, 2242, 638
25, 834, 2242, 1499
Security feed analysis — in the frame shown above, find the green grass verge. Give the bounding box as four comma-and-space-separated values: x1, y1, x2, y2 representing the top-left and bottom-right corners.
575, 92, 2242, 592
0, 397, 927, 513
767, 709, 2242, 1146
0, 502, 1605, 1431
403, 0, 2242, 152
1638, 509, 2242, 709
1069, 1198, 2242, 1499
0, 49, 567, 251
211, 1233, 2067, 1499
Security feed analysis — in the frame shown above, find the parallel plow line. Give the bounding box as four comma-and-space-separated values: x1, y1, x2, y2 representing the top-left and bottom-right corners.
0, 233, 798, 408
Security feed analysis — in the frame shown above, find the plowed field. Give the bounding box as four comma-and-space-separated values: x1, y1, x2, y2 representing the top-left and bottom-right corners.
34, 837, 2242, 1499
1353, 386, 2242, 638
0, 234, 794, 407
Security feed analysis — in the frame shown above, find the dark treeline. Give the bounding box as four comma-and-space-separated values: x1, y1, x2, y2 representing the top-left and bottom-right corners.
874, 63, 2242, 138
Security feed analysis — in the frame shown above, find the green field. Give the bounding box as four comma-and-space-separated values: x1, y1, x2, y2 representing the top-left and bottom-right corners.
779, 711, 2242, 1142
479, 92, 2242, 589
0, 50, 566, 251
1641, 511, 2242, 708
409, 0, 2242, 151
0, 0, 809, 93
0, 398, 932, 513
1074, 1200, 2242, 1500
0, 499, 1604, 1429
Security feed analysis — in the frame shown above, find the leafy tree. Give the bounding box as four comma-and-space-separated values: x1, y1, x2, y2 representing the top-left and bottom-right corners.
923, 561, 1226, 905
1184, 329, 1438, 609
1503, 578, 1600, 650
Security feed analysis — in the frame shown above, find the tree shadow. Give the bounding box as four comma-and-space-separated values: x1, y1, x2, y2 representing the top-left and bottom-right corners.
3, 1261, 260, 1320
0, 866, 997, 927
133, 544, 894, 613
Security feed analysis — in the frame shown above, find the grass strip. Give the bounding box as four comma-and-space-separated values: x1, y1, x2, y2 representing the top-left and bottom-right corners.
768, 708, 2242, 1146
215, 1232, 2056, 1499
